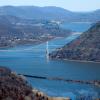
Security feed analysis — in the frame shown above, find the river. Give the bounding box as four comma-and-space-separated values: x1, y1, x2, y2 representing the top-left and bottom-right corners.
0, 22, 100, 99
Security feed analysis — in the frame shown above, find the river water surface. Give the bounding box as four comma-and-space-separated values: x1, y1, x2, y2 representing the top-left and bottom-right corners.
0, 23, 100, 99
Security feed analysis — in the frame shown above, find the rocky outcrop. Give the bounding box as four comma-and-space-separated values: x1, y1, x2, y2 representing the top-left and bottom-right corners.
0, 66, 71, 100
49, 22, 100, 62
0, 66, 49, 100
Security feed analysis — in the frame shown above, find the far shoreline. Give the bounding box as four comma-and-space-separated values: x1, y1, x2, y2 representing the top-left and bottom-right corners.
0, 36, 68, 50
0, 37, 55, 50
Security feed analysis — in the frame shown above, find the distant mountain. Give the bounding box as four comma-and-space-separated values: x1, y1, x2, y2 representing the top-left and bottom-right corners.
49, 22, 100, 62
0, 15, 71, 37
0, 6, 72, 20
0, 6, 100, 22
0, 15, 71, 48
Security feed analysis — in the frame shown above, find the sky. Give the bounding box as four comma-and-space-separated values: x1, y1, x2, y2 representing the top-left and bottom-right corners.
0, 0, 100, 12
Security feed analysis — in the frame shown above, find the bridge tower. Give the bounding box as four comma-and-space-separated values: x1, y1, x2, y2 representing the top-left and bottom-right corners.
46, 41, 49, 61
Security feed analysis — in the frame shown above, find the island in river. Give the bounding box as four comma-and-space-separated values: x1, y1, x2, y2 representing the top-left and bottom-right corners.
49, 21, 100, 63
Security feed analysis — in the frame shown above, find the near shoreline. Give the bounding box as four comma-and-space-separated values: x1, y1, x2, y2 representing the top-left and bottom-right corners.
63, 59, 100, 64
51, 58, 100, 64
32, 88, 70, 100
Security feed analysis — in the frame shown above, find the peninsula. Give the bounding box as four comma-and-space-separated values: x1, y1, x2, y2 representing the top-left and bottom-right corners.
49, 22, 100, 62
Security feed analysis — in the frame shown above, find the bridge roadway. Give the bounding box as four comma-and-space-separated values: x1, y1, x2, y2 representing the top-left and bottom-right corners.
18, 74, 100, 87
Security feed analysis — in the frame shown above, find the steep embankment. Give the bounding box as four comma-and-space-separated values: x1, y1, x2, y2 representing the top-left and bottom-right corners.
0, 66, 33, 100
0, 67, 49, 100
49, 22, 100, 62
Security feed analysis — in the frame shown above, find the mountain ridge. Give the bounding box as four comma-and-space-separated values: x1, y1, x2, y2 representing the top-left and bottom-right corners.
0, 15, 72, 48
0, 6, 100, 22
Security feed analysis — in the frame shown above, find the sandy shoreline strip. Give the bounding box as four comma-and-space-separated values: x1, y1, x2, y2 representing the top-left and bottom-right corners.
32, 89, 71, 100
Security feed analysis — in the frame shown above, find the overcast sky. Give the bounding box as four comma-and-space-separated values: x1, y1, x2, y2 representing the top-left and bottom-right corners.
0, 0, 100, 12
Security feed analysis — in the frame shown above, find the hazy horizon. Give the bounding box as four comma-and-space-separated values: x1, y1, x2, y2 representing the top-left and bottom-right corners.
0, 5, 100, 13
0, 0, 100, 12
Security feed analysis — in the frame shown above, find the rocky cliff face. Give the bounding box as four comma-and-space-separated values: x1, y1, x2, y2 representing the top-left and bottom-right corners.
0, 67, 49, 100
49, 22, 100, 62
0, 67, 33, 100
